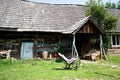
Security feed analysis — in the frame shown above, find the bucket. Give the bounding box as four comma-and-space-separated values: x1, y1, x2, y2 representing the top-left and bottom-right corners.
42, 51, 48, 59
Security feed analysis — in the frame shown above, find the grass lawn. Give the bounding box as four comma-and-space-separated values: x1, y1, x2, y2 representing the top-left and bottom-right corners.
0, 54, 120, 80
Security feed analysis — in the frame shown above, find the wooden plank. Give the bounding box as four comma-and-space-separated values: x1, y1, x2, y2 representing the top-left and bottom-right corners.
77, 22, 101, 34
100, 34, 103, 59
72, 35, 79, 58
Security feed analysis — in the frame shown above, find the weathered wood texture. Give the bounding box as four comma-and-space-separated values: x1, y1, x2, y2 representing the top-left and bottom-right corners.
77, 21, 101, 34
0, 33, 72, 59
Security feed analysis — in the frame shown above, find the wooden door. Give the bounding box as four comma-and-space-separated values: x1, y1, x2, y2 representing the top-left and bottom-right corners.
21, 42, 34, 59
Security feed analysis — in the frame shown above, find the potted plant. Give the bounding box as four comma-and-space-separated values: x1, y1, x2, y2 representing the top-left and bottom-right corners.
54, 44, 65, 62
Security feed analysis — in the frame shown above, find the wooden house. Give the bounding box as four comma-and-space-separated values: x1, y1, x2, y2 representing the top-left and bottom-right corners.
0, 0, 105, 59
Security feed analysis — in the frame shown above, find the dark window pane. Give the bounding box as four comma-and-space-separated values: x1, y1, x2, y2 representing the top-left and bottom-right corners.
116, 35, 120, 45
112, 35, 116, 45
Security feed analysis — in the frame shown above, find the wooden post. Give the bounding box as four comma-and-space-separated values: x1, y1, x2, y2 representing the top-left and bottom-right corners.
100, 34, 103, 60
72, 35, 79, 58
73, 35, 76, 57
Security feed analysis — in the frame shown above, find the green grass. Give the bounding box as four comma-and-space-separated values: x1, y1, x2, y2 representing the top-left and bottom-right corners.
0, 54, 120, 80
108, 54, 120, 65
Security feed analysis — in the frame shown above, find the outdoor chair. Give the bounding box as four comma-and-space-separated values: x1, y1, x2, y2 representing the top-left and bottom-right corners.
58, 53, 76, 69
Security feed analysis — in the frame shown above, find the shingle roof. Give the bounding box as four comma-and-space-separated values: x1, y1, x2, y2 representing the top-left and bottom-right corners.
0, 0, 119, 34
0, 0, 86, 33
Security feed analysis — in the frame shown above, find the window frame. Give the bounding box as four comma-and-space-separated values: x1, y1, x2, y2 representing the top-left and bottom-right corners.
111, 34, 120, 47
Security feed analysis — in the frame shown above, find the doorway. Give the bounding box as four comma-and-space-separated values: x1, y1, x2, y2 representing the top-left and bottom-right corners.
75, 36, 91, 58
21, 42, 34, 59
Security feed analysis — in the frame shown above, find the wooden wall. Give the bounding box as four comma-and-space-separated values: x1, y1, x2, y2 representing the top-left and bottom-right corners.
0, 32, 72, 59
77, 21, 101, 34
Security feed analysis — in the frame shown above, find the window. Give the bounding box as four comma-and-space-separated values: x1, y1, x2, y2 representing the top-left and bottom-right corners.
0, 40, 19, 50
12, 40, 19, 50
112, 34, 120, 47
37, 39, 44, 47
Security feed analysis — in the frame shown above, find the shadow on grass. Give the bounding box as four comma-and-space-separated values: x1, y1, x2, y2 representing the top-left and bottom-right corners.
52, 68, 65, 70
52, 68, 73, 70
95, 72, 120, 79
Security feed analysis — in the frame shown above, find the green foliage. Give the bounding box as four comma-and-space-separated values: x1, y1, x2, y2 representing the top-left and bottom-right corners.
54, 44, 65, 62
102, 33, 111, 52
105, 2, 117, 9
86, 0, 105, 27
104, 14, 118, 31
117, 0, 120, 9
85, 0, 118, 52
55, 57, 63, 62
54, 44, 65, 55
0, 59, 11, 66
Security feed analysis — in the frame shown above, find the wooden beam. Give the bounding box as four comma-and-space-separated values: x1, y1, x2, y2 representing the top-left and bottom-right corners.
100, 34, 103, 59
72, 35, 79, 58
100, 34, 108, 60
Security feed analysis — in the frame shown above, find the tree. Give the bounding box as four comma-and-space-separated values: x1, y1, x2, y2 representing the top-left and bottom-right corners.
85, 0, 118, 53
117, 0, 120, 9
105, 2, 116, 9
